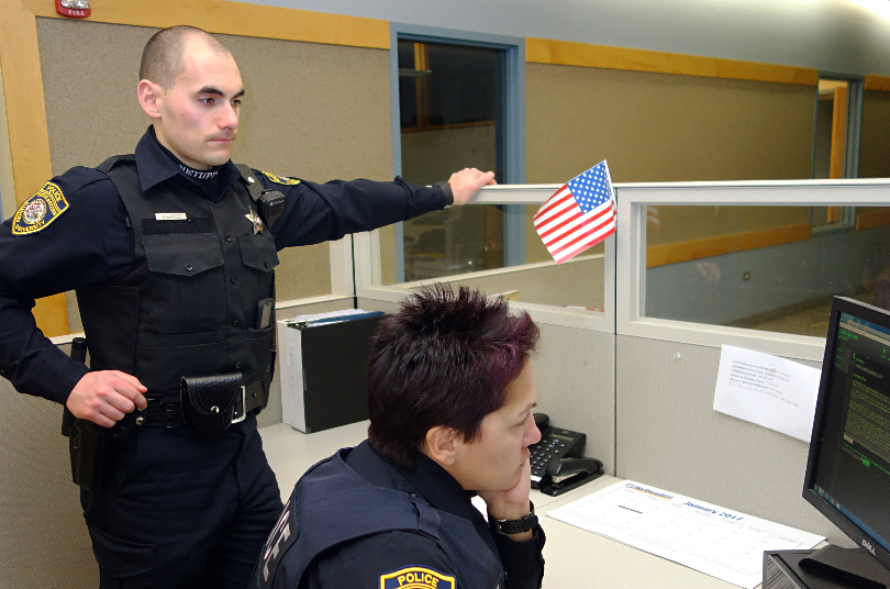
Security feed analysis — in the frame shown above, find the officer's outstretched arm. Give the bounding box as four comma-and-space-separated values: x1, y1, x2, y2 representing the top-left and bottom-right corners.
447, 168, 497, 206
67, 371, 148, 428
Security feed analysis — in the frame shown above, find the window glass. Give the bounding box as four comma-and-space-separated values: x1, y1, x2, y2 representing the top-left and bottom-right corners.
384, 38, 608, 312
644, 205, 890, 338
813, 79, 849, 180
378, 204, 606, 311
397, 40, 505, 282
812, 79, 854, 232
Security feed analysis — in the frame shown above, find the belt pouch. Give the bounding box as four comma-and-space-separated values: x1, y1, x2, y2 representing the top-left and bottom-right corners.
180, 373, 243, 435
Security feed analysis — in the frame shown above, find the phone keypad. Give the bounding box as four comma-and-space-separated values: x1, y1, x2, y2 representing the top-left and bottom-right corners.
529, 428, 581, 485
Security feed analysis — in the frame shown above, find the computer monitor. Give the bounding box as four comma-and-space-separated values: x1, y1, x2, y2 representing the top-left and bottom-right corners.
803, 297, 890, 587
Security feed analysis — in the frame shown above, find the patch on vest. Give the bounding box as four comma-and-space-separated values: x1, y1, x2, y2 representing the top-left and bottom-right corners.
380, 566, 456, 589
261, 171, 300, 186
12, 182, 69, 235
254, 497, 299, 589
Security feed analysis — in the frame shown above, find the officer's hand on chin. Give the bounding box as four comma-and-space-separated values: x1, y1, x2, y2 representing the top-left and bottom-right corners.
478, 458, 535, 541
67, 371, 148, 428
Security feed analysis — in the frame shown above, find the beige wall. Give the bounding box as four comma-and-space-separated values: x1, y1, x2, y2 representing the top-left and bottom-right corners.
860, 90, 890, 179
526, 64, 815, 184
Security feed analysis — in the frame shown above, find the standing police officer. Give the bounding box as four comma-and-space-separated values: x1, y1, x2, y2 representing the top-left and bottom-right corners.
254, 285, 546, 589
0, 26, 494, 589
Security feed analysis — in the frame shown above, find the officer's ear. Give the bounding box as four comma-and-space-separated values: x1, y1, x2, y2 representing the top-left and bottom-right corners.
422, 426, 459, 467
137, 79, 163, 120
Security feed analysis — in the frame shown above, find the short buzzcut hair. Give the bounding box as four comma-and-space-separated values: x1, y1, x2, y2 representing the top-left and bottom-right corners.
140, 25, 230, 88
367, 284, 540, 467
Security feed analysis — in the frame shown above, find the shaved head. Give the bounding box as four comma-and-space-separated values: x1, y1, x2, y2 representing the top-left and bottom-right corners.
140, 25, 231, 89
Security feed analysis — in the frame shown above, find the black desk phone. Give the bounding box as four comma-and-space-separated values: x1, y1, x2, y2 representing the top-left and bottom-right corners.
530, 413, 604, 496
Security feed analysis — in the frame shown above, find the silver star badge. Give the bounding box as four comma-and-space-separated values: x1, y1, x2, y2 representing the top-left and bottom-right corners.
245, 210, 263, 234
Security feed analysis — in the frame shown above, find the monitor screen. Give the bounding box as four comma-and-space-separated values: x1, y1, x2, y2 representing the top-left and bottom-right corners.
803, 297, 890, 573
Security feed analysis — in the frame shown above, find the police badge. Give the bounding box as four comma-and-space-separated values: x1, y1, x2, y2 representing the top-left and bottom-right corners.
379, 566, 456, 589
12, 182, 70, 236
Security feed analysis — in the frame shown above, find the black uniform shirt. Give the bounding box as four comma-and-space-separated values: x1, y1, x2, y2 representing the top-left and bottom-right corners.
298, 441, 546, 589
0, 127, 449, 404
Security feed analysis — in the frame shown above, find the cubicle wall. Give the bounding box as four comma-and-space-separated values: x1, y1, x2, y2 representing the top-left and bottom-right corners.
613, 180, 890, 549
0, 345, 98, 588
614, 336, 850, 547
361, 180, 890, 555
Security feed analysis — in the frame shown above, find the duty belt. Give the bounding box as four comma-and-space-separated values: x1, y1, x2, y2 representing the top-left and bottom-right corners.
138, 378, 267, 429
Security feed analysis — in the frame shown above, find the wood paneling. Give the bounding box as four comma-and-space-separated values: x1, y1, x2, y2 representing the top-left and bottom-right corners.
0, 0, 53, 205
22, 0, 390, 49
646, 223, 811, 268
0, 0, 68, 336
865, 75, 890, 92
856, 209, 890, 231
526, 37, 819, 86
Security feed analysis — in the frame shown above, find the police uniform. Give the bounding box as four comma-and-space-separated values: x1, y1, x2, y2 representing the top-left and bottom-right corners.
254, 440, 546, 589
0, 127, 452, 589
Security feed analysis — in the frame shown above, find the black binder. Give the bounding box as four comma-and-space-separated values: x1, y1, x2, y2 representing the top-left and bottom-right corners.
278, 311, 384, 433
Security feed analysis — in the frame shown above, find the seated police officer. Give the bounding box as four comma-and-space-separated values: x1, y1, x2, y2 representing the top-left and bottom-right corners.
0, 25, 495, 589
253, 284, 546, 589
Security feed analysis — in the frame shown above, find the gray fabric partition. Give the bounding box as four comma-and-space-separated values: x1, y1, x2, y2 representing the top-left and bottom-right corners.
0, 345, 98, 589
533, 325, 615, 474
615, 334, 853, 548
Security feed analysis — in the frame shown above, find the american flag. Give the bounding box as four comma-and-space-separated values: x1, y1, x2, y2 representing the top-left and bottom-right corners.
534, 161, 616, 264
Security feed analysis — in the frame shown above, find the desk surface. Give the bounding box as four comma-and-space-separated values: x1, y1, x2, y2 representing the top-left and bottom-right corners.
260, 422, 744, 589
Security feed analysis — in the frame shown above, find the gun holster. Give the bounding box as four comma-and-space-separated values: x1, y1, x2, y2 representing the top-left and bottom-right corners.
61, 336, 105, 493
62, 407, 106, 493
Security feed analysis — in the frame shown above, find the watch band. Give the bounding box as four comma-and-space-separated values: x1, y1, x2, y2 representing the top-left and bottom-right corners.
489, 501, 538, 535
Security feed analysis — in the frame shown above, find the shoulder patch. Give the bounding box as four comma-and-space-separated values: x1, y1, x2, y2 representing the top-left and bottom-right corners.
253, 497, 299, 589
261, 171, 300, 186
12, 182, 69, 235
380, 566, 456, 589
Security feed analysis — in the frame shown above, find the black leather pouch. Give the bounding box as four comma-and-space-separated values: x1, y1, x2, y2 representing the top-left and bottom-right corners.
180, 373, 244, 435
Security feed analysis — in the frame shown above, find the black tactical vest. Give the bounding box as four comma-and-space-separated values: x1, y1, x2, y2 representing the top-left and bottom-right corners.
76, 156, 279, 397
253, 448, 505, 589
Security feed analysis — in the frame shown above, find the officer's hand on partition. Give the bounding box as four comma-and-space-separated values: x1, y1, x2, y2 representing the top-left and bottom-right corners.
67, 370, 148, 428
448, 168, 497, 206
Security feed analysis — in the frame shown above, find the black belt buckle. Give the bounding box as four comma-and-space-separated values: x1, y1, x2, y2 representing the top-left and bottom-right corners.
138, 397, 181, 429
164, 405, 181, 429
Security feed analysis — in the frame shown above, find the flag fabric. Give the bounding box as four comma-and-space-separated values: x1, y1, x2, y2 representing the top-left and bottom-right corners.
533, 160, 616, 264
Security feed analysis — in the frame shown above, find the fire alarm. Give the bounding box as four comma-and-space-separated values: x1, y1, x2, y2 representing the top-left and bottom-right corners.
55, 0, 90, 18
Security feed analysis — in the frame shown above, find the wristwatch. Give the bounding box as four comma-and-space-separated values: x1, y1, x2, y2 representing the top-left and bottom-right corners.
489, 501, 538, 535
